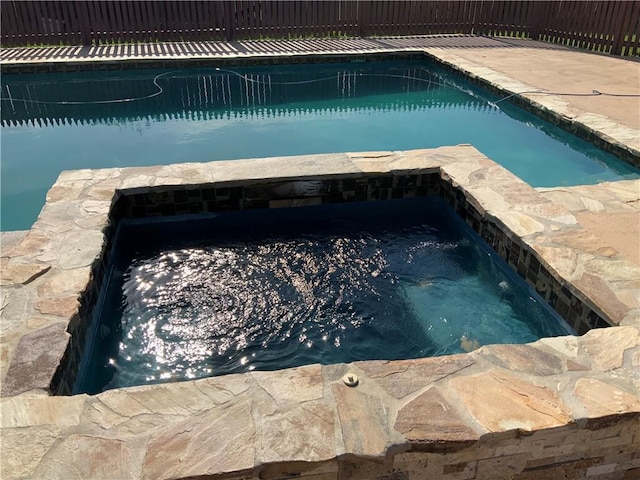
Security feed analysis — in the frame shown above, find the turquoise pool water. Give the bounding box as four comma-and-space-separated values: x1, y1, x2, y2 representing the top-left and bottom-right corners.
74, 197, 573, 393
2, 59, 638, 231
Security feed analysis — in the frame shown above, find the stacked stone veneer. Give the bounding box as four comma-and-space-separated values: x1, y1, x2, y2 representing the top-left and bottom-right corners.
1, 147, 638, 479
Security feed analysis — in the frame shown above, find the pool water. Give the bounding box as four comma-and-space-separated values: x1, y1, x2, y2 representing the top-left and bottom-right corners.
74, 197, 573, 394
1, 59, 638, 231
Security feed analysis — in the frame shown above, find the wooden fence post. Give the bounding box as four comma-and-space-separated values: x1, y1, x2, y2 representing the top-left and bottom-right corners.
527, 0, 544, 41
358, 0, 369, 37
224, 0, 234, 41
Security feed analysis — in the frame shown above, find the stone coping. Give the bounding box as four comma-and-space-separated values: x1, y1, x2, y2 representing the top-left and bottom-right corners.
1, 146, 639, 478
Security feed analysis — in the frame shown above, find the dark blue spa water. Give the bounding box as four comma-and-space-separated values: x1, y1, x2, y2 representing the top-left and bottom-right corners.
2, 59, 639, 231
74, 197, 573, 394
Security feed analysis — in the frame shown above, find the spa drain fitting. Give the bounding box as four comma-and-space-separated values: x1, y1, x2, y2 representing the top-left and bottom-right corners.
342, 373, 359, 387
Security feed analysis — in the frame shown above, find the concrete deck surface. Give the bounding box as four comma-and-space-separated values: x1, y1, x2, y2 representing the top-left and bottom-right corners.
433, 37, 640, 131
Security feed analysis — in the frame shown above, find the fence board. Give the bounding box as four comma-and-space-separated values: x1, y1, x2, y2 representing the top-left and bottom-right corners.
389, 0, 400, 35
205, 1, 219, 41
451, 0, 464, 34
103, 0, 117, 42
102, 1, 117, 41
2, 1, 18, 45
58, 0, 71, 44
189, 0, 199, 40
198, 0, 211, 40
507, 0, 521, 34
175, 0, 188, 40
209, 0, 222, 41
325, 0, 336, 36
4, 2, 18, 44
582, 2, 600, 49
419, 0, 431, 35
494, 0, 508, 35
47, 0, 64, 44
568, 1, 585, 46
65, 1, 82, 45
189, 0, 201, 40
147, 0, 162, 42
120, 0, 135, 41
419, 0, 428, 33
344, 0, 358, 36
619, 0, 640, 55
83, 1, 99, 43
397, 1, 409, 36
388, 0, 398, 36
21, 1, 39, 41
112, 1, 124, 40
407, 0, 418, 35
74, 0, 91, 45
598, 1, 617, 53
459, 0, 471, 35
422, 0, 435, 34
267, 0, 278, 38
29, 1, 46, 42
576, 1, 593, 47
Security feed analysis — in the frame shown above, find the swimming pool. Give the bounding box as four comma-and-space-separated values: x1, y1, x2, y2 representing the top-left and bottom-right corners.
2, 59, 638, 231
74, 197, 573, 394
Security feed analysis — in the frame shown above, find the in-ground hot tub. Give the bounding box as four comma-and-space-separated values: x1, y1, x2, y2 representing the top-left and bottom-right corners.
74, 196, 573, 394
46, 149, 623, 397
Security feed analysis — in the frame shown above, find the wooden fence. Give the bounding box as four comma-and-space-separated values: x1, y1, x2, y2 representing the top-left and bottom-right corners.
1, 1, 639, 56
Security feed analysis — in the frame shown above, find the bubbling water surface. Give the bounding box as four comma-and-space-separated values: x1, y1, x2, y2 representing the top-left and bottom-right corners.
75, 198, 572, 393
